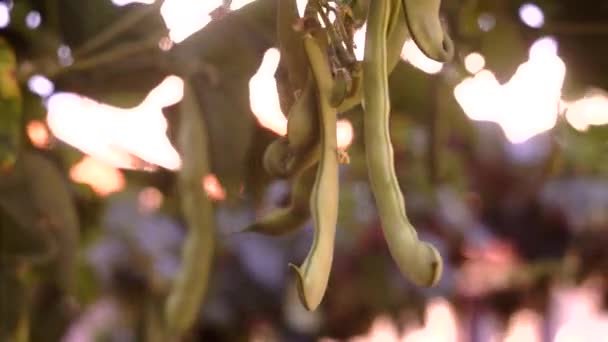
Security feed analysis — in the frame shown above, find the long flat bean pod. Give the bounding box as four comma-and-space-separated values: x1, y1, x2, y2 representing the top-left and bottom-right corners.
264, 11, 408, 180
401, 0, 454, 62
337, 2, 409, 113
289, 32, 339, 311
362, 0, 442, 287
165, 81, 215, 336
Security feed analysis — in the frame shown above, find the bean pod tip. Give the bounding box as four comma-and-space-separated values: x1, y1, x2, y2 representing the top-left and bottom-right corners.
423, 242, 443, 287
288, 263, 318, 311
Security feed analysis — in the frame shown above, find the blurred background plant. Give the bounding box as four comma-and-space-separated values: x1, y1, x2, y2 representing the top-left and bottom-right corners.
1, 0, 608, 341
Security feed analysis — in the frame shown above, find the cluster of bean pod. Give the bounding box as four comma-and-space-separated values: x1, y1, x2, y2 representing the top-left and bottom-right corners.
245, 0, 454, 311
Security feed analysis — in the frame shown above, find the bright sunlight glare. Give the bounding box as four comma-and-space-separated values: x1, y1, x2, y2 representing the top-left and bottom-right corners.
348, 297, 458, 342
552, 284, 608, 342
564, 89, 608, 131
160, 0, 223, 43
353, 24, 366, 61
0, 3, 10, 28
401, 40, 444, 74
112, 0, 154, 6
249, 48, 287, 136
249, 48, 354, 148
402, 298, 459, 342
503, 310, 543, 342
46, 75, 183, 171
454, 37, 565, 143
230, 0, 256, 11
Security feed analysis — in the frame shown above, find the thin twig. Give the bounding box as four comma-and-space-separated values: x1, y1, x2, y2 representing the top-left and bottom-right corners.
47, 33, 163, 78
73, 2, 162, 58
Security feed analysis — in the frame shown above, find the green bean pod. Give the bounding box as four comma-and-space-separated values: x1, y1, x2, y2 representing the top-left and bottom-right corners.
328, 2, 409, 114
264, 3, 410, 180
165, 81, 215, 336
401, 0, 454, 62
287, 77, 319, 153
242, 165, 316, 236
277, 0, 309, 93
362, 0, 442, 287
263, 136, 293, 178
289, 33, 339, 311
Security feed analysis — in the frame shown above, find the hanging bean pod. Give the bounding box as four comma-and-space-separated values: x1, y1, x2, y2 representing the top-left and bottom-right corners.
289, 32, 339, 311
361, 0, 442, 287
243, 165, 316, 236
165, 81, 215, 336
401, 0, 454, 62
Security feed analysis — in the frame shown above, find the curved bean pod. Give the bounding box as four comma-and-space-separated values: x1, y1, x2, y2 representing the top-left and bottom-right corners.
165, 81, 215, 336
242, 165, 316, 236
289, 32, 339, 311
263, 132, 321, 178
362, 0, 442, 287
263, 136, 293, 178
286, 77, 319, 153
263, 4, 410, 180
401, 0, 454, 62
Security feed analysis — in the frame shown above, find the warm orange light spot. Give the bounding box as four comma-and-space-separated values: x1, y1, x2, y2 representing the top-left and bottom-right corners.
203, 174, 226, 201
454, 37, 565, 143
70, 156, 125, 196
138, 186, 163, 213
564, 89, 608, 131
26, 120, 50, 148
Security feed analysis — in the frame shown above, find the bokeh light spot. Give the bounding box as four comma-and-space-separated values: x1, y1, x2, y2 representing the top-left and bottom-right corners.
70, 156, 125, 196
0, 3, 11, 28
464, 52, 486, 74
519, 3, 545, 28
27, 120, 50, 148
478, 13, 496, 32
28, 74, 55, 98
25, 10, 41, 29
